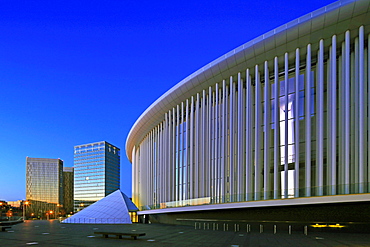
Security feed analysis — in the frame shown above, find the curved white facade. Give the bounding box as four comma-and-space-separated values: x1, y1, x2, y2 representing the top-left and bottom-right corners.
126, 0, 370, 213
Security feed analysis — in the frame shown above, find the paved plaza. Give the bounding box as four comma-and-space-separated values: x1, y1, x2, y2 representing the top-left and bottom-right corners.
0, 220, 370, 246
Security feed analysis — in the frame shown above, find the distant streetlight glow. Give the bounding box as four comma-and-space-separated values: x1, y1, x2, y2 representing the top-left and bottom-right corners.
23, 201, 30, 220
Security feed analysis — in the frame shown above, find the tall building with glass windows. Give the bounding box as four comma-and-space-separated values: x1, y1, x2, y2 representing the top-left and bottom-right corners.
126, 0, 370, 227
74, 141, 120, 212
26, 157, 63, 219
63, 167, 74, 214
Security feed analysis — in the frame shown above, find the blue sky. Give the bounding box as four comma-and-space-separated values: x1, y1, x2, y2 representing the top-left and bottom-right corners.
0, 0, 335, 201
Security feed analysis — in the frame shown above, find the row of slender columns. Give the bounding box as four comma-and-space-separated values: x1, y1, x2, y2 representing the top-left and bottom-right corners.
132, 26, 370, 209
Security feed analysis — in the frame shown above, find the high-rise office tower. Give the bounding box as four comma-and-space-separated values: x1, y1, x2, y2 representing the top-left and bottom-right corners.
63, 167, 74, 215
73, 141, 120, 211
26, 157, 63, 219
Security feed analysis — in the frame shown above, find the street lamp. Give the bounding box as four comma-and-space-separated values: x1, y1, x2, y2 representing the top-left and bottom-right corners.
49, 210, 53, 220
23, 201, 29, 220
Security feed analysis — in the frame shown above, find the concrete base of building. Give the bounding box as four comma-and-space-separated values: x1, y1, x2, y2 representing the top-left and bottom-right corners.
140, 201, 370, 233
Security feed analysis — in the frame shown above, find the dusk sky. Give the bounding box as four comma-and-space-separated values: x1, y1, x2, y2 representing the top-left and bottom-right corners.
0, 0, 335, 201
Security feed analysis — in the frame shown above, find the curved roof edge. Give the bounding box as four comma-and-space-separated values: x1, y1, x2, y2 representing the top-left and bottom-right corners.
126, 0, 362, 162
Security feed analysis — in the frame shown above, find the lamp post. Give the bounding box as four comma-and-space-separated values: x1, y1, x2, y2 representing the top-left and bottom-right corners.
23, 201, 29, 220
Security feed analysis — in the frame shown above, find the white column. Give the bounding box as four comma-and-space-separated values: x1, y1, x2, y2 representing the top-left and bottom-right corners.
163, 121, 167, 203
295, 48, 300, 197
245, 70, 252, 200
152, 130, 155, 205
237, 72, 244, 201
157, 124, 161, 205
166, 115, 170, 203
140, 139, 145, 206
207, 87, 212, 198
149, 133, 152, 206
326, 52, 331, 195
344, 31, 350, 194
160, 120, 163, 204
185, 99, 189, 201
182, 102, 186, 202
284, 52, 289, 199
172, 108, 176, 202
211, 90, 216, 202
132, 146, 136, 206
255, 65, 262, 200
160, 124, 163, 204
351, 46, 356, 192
159, 125, 162, 203
201, 90, 206, 198
156, 127, 159, 204
190, 96, 194, 201
147, 135, 150, 206
163, 113, 168, 203
218, 86, 223, 202
148, 135, 151, 206
181, 105, 186, 203
305, 44, 312, 197
263, 61, 271, 200
214, 83, 219, 203
273, 57, 280, 199
154, 127, 157, 205
221, 80, 227, 202
317, 40, 324, 196
166, 112, 170, 203
144, 134, 148, 206
176, 105, 180, 203
359, 26, 365, 193
330, 35, 337, 195
364, 35, 368, 194
195, 93, 200, 199
353, 38, 359, 193
162, 123, 165, 204
229, 77, 235, 201
146, 132, 150, 206
144, 135, 147, 206
156, 127, 159, 205
149, 131, 153, 206
338, 43, 344, 192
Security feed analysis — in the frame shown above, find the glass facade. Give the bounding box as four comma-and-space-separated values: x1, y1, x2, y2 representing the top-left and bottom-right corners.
26, 157, 63, 218
63, 167, 74, 214
73, 141, 120, 212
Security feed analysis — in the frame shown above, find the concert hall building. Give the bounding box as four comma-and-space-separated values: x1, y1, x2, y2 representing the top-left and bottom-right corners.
126, 0, 370, 226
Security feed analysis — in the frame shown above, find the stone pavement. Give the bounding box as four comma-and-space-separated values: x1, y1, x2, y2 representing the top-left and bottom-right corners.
0, 220, 370, 246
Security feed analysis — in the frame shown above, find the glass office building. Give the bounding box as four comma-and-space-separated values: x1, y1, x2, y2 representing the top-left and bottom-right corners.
26, 157, 63, 219
74, 141, 120, 211
63, 167, 74, 214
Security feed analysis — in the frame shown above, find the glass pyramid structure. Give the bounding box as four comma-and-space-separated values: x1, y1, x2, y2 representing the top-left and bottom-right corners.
62, 190, 138, 224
